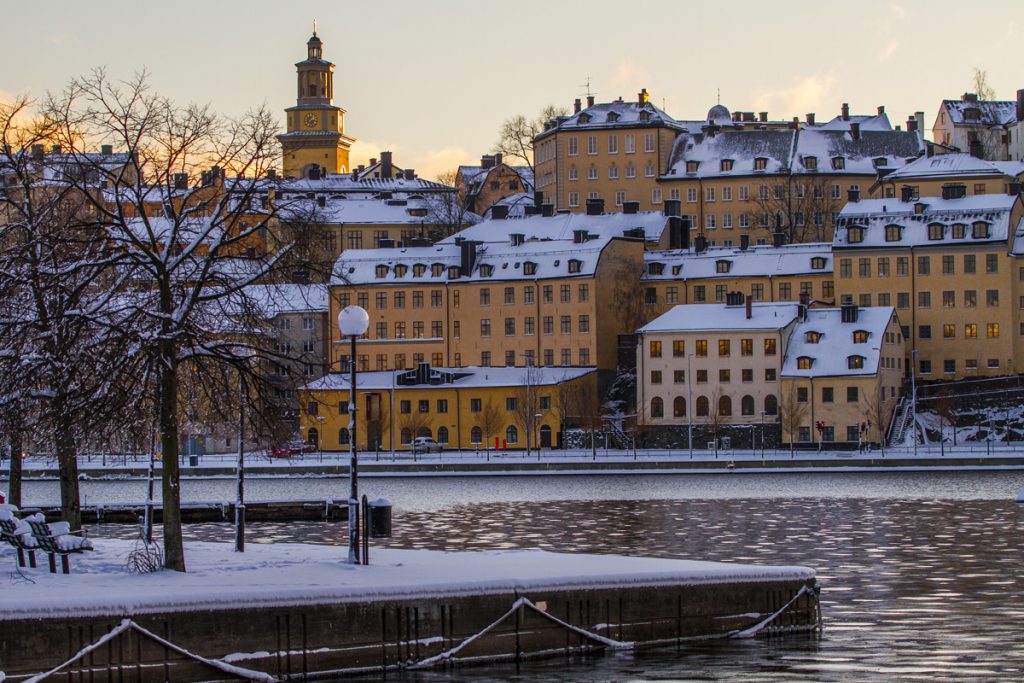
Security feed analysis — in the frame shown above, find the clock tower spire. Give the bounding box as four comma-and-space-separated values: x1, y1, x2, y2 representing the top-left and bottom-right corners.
278, 29, 355, 179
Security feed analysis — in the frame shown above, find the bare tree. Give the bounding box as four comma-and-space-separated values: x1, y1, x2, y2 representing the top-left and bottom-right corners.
399, 410, 431, 449
748, 177, 842, 244
422, 168, 477, 238
932, 389, 958, 447
973, 68, 996, 101
557, 379, 602, 458
779, 385, 809, 455
41, 69, 298, 571
513, 364, 542, 455
478, 398, 504, 452
494, 105, 570, 172
860, 386, 892, 456
704, 386, 729, 457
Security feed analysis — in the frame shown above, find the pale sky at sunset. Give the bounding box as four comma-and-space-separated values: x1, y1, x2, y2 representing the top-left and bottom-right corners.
4, 0, 1022, 179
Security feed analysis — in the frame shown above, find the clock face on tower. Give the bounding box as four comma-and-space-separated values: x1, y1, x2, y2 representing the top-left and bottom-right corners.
303, 113, 318, 129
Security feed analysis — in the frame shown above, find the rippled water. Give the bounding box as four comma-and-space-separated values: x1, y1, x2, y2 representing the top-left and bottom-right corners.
27, 472, 1024, 681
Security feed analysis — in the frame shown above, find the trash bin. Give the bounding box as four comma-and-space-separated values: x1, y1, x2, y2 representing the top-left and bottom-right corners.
189, 455, 199, 467
368, 498, 392, 538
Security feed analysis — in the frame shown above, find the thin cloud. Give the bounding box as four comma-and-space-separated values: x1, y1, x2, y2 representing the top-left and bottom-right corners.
751, 74, 838, 118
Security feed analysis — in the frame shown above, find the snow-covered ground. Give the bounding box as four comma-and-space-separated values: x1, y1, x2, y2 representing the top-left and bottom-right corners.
0, 540, 813, 620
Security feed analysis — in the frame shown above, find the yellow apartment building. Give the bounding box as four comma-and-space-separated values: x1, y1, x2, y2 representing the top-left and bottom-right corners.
834, 192, 1024, 380
456, 154, 534, 216
298, 364, 596, 451
877, 153, 1024, 200
640, 241, 835, 322
326, 210, 666, 375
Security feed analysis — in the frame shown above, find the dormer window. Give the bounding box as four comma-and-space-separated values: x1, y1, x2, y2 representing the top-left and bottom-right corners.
413, 264, 426, 277
648, 262, 665, 275
805, 331, 822, 344
874, 157, 888, 168
375, 264, 388, 278
578, 113, 591, 124
963, 108, 981, 121
394, 264, 408, 278
480, 264, 494, 277
447, 266, 460, 279
803, 156, 818, 171
753, 158, 767, 171
972, 221, 990, 239
715, 260, 731, 274
607, 111, 620, 122
720, 159, 734, 172
952, 223, 967, 239
686, 161, 700, 174
831, 156, 846, 170
927, 223, 945, 241
848, 355, 865, 369
884, 224, 903, 242
797, 356, 814, 369
522, 262, 536, 275
431, 263, 444, 277
811, 257, 826, 270
568, 259, 582, 274
671, 265, 682, 275
639, 110, 651, 122
853, 330, 869, 343
847, 226, 864, 244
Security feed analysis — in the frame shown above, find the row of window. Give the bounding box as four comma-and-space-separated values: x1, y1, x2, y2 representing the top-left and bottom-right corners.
839, 254, 1000, 277
273, 316, 318, 330
650, 338, 778, 358
645, 281, 834, 306
340, 283, 592, 311
684, 157, 855, 174
480, 315, 590, 337
340, 348, 593, 371
651, 368, 778, 384
479, 349, 590, 367
916, 323, 1001, 339
846, 221, 992, 244
649, 394, 778, 418
567, 161, 657, 181
566, 133, 657, 156
919, 358, 1003, 374
479, 284, 589, 305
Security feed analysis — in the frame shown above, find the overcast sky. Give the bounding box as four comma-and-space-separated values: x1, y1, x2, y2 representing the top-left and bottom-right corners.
4, 0, 1022, 178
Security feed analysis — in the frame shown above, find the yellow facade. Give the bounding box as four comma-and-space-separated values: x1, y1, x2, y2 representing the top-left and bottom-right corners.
278, 32, 354, 179
298, 366, 597, 451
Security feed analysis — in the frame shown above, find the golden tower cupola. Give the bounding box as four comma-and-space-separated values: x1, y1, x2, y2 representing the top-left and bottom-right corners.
278, 28, 355, 179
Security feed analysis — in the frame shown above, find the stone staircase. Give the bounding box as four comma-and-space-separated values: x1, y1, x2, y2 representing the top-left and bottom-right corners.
888, 397, 913, 446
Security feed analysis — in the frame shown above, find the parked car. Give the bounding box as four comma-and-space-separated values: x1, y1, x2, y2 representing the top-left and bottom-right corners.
411, 436, 443, 454
270, 440, 316, 458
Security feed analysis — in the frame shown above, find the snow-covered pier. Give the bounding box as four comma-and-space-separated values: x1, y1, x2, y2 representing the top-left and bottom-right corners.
0, 541, 819, 681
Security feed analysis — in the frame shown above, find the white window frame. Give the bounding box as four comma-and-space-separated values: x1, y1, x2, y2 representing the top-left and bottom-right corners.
568, 191, 580, 207
651, 188, 663, 204
644, 133, 656, 152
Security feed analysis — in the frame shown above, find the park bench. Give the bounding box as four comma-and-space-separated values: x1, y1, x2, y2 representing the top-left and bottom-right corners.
26, 515, 93, 574
0, 504, 39, 568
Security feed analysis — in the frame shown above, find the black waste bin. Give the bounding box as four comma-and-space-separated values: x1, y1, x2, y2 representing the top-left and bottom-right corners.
368, 498, 392, 538
189, 455, 199, 467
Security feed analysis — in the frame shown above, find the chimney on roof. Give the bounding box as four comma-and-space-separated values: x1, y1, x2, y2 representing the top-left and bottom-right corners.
848, 187, 860, 202
460, 240, 478, 275
1017, 89, 1024, 122
969, 139, 984, 158
663, 198, 681, 217
759, 112, 768, 123
841, 103, 850, 121
266, 168, 277, 180
800, 290, 810, 307
740, 234, 749, 251
173, 173, 188, 190
50, 144, 61, 155
523, 205, 538, 216
308, 166, 320, 181
541, 203, 555, 217
585, 197, 604, 215
494, 153, 503, 166
877, 105, 885, 115
101, 144, 113, 155
906, 116, 918, 133
586, 95, 595, 108
1008, 182, 1022, 196
404, 168, 415, 180
480, 154, 494, 169
574, 98, 581, 114
534, 190, 543, 209
806, 112, 816, 126
381, 151, 393, 179
732, 111, 741, 122
638, 88, 649, 106
31, 144, 44, 161
963, 92, 978, 103
668, 215, 689, 249
369, 158, 377, 167
492, 205, 509, 220
694, 233, 707, 254
850, 122, 861, 140
623, 200, 640, 214
746, 295, 752, 320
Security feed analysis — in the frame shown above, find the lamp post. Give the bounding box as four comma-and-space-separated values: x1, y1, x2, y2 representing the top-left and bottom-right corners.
534, 413, 543, 460
687, 354, 694, 459
339, 305, 369, 565
910, 349, 917, 457
316, 415, 325, 463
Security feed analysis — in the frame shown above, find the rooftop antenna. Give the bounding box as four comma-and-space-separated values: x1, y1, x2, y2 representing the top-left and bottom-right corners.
717, 88, 721, 105
580, 76, 596, 100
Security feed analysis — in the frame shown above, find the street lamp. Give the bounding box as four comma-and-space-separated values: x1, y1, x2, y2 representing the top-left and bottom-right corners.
534, 413, 543, 460
316, 415, 325, 462
339, 305, 369, 565
687, 354, 694, 459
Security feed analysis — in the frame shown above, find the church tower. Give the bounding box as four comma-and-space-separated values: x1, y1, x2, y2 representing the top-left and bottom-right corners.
278, 28, 355, 178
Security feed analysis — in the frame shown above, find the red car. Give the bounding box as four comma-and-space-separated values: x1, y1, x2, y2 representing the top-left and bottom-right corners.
270, 441, 316, 458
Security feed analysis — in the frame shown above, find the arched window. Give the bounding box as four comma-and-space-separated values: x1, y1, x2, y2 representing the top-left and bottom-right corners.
338, 428, 349, 446
673, 396, 686, 417
417, 426, 432, 439
696, 396, 709, 417
651, 397, 664, 418
719, 395, 732, 416
506, 425, 518, 444
437, 426, 449, 444
306, 427, 318, 446
764, 394, 778, 416
400, 428, 412, 444
741, 395, 755, 416
471, 426, 482, 444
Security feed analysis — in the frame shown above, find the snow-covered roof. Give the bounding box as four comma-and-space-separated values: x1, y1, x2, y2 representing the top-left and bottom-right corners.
782, 307, 896, 378
438, 209, 666, 246
458, 164, 534, 196
642, 243, 832, 281
638, 302, 801, 334
483, 192, 535, 219
834, 194, 1020, 249
241, 284, 328, 316
281, 196, 434, 225
883, 153, 1024, 180
664, 127, 923, 179
536, 100, 685, 140
280, 174, 451, 194
303, 365, 596, 392
816, 113, 893, 132
942, 98, 1017, 127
